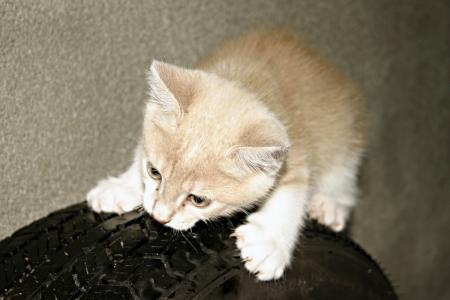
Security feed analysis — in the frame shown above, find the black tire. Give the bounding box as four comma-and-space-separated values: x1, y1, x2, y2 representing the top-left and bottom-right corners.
0, 202, 397, 300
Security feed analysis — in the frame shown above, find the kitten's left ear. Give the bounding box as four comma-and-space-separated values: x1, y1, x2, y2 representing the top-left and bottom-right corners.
226, 119, 290, 175
228, 145, 289, 174
146, 60, 197, 129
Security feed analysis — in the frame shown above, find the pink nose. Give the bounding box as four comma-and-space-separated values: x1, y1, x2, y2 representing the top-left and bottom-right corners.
153, 215, 170, 225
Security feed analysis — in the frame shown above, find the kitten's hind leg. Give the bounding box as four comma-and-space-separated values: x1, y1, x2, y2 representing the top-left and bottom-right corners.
233, 183, 308, 281
308, 154, 361, 231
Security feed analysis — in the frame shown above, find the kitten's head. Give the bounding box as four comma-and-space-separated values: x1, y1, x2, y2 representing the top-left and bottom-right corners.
141, 61, 289, 230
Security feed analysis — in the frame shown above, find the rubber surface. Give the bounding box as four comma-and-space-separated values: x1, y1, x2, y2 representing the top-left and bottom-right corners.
0, 202, 397, 300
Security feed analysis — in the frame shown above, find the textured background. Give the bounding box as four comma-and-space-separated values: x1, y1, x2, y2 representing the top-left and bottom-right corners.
1, 1, 449, 299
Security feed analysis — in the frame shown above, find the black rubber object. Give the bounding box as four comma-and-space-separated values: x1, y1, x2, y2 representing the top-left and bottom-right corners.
0, 202, 397, 300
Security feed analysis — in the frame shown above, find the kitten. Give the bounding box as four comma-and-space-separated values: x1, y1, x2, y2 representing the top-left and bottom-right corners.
87, 30, 366, 281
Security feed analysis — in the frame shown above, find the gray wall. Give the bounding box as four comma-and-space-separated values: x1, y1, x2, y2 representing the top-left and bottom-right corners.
1, 1, 449, 299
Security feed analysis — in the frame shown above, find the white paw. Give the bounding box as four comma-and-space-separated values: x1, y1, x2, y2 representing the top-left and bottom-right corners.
308, 195, 350, 231
233, 221, 291, 281
87, 177, 142, 214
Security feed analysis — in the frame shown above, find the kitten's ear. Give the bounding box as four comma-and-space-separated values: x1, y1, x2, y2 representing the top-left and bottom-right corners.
227, 120, 290, 174
146, 60, 196, 129
227, 145, 289, 174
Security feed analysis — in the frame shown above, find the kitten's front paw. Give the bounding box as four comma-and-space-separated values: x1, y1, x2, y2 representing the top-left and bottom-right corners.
87, 177, 142, 214
233, 222, 291, 281
308, 194, 350, 231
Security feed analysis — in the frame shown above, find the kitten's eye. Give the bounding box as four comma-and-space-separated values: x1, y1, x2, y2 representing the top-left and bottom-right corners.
147, 162, 161, 180
188, 194, 211, 208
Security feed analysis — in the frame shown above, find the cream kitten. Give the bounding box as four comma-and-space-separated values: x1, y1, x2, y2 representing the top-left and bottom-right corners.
87, 30, 365, 281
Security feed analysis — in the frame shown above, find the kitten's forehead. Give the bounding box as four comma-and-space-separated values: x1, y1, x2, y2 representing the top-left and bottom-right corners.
184, 141, 201, 160
172, 104, 243, 161
174, 133, 222, 174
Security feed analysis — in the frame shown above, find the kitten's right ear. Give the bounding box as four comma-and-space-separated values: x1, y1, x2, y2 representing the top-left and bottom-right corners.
146, 60, 196, 130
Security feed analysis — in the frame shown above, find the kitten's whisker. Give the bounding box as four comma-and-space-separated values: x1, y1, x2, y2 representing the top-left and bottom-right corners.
171, 228, 178, 238
237, 207, 251, 216
181, 231, 199, 253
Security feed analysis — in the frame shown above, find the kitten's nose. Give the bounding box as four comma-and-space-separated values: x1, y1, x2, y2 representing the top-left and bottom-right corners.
153, 215, 170, 225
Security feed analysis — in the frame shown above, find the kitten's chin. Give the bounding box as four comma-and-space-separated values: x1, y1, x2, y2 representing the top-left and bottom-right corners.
165, 219, 197, 231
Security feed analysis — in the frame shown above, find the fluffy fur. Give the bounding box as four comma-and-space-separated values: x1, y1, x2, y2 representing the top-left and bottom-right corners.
87, 30, 365, 281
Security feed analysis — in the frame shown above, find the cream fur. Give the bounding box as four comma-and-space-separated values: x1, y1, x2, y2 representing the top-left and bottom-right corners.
86, 29, 366, 281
